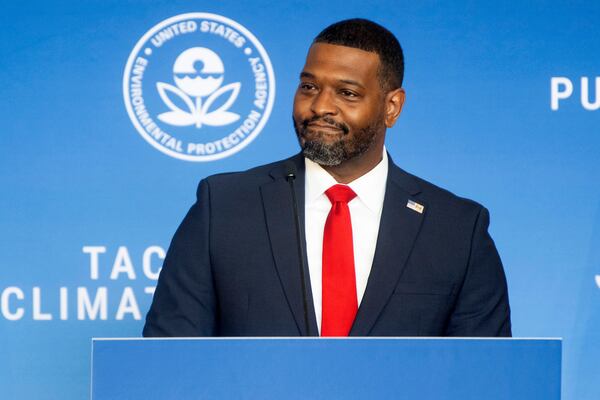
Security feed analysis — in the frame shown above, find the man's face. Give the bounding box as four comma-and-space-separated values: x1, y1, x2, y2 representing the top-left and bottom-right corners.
293, 43, 387, 166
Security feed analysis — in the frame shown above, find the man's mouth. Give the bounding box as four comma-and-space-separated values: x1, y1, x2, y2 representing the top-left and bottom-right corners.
302, 117, 349, 135
307, 122, 343, 132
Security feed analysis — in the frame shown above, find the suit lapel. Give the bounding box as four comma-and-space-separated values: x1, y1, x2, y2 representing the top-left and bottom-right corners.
260, 155, 318, 336
350, 162, 426, 336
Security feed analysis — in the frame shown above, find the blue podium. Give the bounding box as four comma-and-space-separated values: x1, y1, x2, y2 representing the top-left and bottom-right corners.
91, 338, 561, 399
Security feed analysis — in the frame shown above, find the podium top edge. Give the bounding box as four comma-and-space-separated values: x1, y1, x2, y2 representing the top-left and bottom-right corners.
92, 337, 563, 342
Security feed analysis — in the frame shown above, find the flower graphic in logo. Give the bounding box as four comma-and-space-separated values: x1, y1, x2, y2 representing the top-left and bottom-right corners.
156, 47, 241, 128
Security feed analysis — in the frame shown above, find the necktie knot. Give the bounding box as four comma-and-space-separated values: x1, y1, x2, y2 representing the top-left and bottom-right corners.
325, 184, 357, 204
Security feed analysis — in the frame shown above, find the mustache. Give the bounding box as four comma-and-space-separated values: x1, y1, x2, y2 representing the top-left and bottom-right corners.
301, 116, 349, 135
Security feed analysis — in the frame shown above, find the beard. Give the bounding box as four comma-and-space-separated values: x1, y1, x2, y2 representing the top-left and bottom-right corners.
293, 114, 383, 166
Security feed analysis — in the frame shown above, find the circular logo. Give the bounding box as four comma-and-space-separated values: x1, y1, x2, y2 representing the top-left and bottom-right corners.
123, 13, 276, 161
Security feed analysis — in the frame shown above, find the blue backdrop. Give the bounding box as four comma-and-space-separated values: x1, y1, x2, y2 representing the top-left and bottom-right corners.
1, 1, 599, 399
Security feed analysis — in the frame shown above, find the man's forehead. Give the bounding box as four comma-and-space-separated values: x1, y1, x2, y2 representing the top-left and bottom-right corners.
301, 43, 380, 82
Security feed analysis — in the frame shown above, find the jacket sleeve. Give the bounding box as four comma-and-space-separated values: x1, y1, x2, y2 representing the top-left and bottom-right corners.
445, 206, 512, 337
143, 179, 217, 337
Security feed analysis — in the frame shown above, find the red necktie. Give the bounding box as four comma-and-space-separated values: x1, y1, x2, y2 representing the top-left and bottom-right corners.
321, 184, 358, 336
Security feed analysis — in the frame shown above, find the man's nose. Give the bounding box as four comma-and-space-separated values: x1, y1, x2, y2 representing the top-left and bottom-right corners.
310, 89, 337, 116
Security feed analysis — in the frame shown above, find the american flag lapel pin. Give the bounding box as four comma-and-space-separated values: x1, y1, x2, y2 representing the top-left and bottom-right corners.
406, 199, 424, 214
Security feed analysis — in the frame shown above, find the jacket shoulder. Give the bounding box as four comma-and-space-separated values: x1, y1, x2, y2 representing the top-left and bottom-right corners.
205, 156, 294, 185
194, 155, 299, 200
392, 164, 486, 218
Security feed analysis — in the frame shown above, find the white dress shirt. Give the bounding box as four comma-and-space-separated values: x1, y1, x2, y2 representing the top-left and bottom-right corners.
304, 150, 388, 334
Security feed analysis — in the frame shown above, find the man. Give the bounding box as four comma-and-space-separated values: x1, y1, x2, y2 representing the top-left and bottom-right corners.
143, 19, 511, 337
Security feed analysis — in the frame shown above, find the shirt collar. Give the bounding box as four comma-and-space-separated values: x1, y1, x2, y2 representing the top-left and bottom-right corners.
305, 148, 388, 214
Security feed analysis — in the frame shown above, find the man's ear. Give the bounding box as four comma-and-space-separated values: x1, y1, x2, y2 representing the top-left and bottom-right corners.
384, 88, 406, 128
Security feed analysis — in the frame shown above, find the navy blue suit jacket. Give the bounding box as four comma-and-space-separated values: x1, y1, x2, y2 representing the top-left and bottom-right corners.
143, 154, 511, 337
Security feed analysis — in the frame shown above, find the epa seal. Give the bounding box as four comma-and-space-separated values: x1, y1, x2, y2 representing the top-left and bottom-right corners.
123, 13, 276, 161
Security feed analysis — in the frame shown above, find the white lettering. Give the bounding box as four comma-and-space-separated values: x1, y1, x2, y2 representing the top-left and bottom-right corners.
110, 246, 136, 280
151, 21, 197, 47
144, 286, 156, 296
33, 287, 52, 320
60, 287, 68, 320
1, 287, 24, 320
143, 246, 165, 280
116, 287, 141, 320
581, 77, 600, 111
77, 287, 108, 320
200, 21, 245, 47
83, 246, 106, 280
551, 77, 573, 110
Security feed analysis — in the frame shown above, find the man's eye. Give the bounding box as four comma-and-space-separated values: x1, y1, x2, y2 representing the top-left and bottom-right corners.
340, 90, 358, 98
300, 83, 316, 91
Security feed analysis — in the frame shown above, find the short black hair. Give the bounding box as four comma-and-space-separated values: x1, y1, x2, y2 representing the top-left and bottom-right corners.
313, 18, 404, 91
